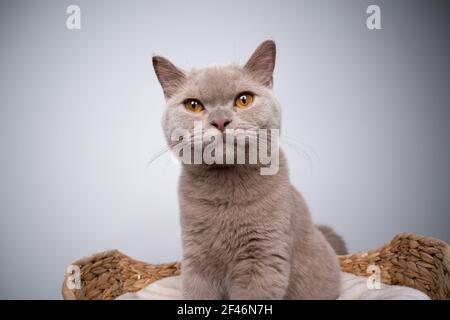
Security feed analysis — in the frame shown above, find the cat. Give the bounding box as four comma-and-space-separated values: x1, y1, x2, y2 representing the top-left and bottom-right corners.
152, 40, 346, 299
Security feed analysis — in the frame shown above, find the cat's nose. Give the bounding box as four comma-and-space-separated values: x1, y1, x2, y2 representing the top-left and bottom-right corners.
210, 118, 232, 132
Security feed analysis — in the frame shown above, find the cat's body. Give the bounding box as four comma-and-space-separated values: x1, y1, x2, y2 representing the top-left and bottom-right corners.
152, 40, 344, 299
179, 154, 340, 299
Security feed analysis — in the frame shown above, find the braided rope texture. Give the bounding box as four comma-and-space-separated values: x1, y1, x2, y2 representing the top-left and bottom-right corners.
62, 233, 449, 300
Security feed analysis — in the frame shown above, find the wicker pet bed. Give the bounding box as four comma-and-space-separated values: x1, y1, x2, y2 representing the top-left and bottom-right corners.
62, 232, 450, 300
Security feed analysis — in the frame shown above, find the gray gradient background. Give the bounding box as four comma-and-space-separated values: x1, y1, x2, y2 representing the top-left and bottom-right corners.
0, 0, 449, 299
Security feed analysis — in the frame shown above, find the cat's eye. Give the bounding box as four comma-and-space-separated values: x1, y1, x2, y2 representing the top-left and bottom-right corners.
184, 99, 204, 113
235, 92, 254, 108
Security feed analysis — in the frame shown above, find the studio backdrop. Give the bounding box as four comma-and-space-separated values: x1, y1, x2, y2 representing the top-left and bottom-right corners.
0, 0, 449, 299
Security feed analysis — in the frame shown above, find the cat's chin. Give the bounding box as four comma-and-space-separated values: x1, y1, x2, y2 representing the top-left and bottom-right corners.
181, 162, 263, 174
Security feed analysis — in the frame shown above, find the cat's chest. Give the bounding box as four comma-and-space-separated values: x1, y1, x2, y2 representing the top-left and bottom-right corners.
181, 198, 263, 245
182, 198, 258, 230
181, 204, 264, 271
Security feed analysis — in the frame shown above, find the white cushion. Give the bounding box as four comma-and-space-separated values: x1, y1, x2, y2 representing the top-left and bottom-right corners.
116, 272, 430, 300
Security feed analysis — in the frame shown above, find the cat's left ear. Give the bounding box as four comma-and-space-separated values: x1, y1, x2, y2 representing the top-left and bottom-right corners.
244, 40, 276, 87
152, 55, 186, 99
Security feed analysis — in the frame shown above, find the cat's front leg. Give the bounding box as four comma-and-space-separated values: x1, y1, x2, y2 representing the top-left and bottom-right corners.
182, 269, 222, 300
228, 255, 290, 300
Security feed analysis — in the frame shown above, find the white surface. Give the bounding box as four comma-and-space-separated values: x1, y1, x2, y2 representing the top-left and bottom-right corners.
116, 273, 430, 300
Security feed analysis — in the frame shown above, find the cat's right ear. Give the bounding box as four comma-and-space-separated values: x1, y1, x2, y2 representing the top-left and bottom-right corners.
152, 56, 186, 99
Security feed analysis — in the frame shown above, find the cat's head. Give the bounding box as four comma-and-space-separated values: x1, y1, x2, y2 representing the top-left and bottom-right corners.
152, 40, 281, 167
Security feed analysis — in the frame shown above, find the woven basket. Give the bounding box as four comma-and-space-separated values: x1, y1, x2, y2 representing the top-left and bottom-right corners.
62, 232, 450, 300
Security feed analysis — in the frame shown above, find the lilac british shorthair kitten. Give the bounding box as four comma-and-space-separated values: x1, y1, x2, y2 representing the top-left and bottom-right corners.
152, 40, 347, 299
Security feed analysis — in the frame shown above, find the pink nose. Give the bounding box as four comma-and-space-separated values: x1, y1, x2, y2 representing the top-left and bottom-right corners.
210, 118, 231, 132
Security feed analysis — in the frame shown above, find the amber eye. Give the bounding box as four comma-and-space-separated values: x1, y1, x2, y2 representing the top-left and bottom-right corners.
184, 99, 204, 113
235, 92, 254, 108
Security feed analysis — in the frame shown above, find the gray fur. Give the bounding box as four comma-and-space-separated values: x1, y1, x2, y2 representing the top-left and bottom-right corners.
153, 40, 342, 299
316, 225, 348, 255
